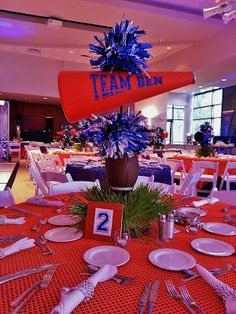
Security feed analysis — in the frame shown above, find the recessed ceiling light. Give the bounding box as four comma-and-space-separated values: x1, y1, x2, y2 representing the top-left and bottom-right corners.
43, 97, 48, 100
221, 78, 227, 82
166, 46, 171, 50
69, 50, 75, 54
199, 85, 203, 88
26, 28, 31, 32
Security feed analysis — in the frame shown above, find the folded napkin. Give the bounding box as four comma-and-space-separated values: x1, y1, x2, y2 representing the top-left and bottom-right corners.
26, 196, 64, 207
196, 264, 236, 314
0, 237, 35, 259
192, 197, 219, 207
51, 264, 117, 314
0, 215, 26, 225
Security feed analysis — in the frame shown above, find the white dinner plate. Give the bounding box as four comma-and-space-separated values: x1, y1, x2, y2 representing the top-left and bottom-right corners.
148, 248, 196, 271
48, 215, 81, 226
83, 246, 130, 267
191, 238, 235, 256
178, 207, 207, 217
44, 227, 83, 242
203, 222, 236, 236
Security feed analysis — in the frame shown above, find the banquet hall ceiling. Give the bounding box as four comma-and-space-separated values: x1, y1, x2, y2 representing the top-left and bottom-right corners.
0, 0, 235, 104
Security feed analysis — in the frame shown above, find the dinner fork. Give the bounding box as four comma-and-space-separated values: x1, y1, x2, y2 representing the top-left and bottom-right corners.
165, 280, 196, 314
11, 265, 57, 314
181, 263, 232, 282
179, 286, 207, 314
0, 234, 24, 246
31, 218, 47, 232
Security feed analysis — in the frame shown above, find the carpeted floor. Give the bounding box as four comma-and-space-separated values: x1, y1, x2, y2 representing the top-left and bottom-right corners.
11, 160, 35, 203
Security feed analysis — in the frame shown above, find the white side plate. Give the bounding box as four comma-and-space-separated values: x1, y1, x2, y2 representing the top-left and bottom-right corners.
84, 246, 130, 267
44, 227, 83, 242
191, 238, 235, 256
149, 248, 196, 271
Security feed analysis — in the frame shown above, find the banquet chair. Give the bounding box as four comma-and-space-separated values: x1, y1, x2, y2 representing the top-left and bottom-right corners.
192, 160, 219, 194
176, 167, 204, 196
133, 175, 154, 190
210, 189, 236, 206
219, 161, 236, 191
29, 165, 49, 197
44, 154, 65, 173
41, 171, 73, 189
8, 142, 21, 160
0, 187, 16, 207
164, 159, 186, 185
35, 159, 59, 174
49, 179, 101, 196
148, 182, 176, 194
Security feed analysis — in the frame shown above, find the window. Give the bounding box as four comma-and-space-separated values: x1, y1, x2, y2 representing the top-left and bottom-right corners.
192, 88, 222, 136
167, 105, 185, 144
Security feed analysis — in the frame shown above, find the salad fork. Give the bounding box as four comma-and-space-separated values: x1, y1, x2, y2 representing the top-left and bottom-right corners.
31, 218, 47, 232
179, 286, 207, 314
165, 280, 196, 314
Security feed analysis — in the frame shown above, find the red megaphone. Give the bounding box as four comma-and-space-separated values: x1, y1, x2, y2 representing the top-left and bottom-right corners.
58, 71, 195, 122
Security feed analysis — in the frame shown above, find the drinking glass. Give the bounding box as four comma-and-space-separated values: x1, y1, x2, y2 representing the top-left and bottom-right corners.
185, 216, 202, 234
114, 230, 131, 248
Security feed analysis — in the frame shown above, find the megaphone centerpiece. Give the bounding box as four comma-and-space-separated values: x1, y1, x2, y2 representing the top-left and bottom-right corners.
58, 19, 195, 192
194, 122, 215, 157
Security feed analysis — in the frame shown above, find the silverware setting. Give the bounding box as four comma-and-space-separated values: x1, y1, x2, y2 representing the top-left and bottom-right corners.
181, 264, 232, 282
31, 218, 47, 232
138, 280, 160, 314
0, 234, 25, 246
224, 215, 236, 226
165, 279, 196, 314
80, 264, 136, 285
35, 236, 54, 255
179, 286, 207, 314
0, 263, 59, 285
10, 265, 57, 314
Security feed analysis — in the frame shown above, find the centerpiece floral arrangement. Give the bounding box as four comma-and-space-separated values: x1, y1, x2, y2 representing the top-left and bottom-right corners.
195, 121, 215, 157
149, 127, 166, 149
70, 184, 174, 237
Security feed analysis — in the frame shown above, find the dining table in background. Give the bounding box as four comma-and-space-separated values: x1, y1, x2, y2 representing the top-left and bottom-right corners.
66, 163, 172, 185
173, 154, 236, 175
1, 195, 236, 313
52, 151, 97, 165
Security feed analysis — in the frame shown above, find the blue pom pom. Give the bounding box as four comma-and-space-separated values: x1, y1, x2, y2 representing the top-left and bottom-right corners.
89, 19, 152, 75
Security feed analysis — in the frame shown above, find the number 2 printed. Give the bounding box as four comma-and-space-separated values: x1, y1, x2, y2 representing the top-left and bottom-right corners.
93, 208, 113, 236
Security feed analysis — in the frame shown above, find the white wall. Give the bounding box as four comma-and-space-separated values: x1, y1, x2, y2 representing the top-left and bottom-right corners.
135, 92, 192, 144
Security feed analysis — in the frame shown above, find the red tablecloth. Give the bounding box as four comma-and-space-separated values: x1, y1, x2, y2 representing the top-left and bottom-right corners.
1, 196, 236, 313
174, 155, 236, 175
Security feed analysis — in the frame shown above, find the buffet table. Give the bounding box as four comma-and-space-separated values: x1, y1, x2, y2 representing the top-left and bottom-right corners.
1, 196, 236, 313
66, 164, 172, 184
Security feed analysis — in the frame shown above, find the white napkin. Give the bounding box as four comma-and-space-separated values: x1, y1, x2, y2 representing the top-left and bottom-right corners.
51, 264, 117, 314
196, 264, 236, 314
0, 237, 35, 258
192, 197, 219, 207
26, 196, 64, 207
0, 216, 26, 225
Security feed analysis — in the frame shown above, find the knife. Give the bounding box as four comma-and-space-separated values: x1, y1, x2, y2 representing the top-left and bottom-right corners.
8, 206, 42, 217
148, 280, 160, 314
138, 282, 152, 314
0, 263, 58, 285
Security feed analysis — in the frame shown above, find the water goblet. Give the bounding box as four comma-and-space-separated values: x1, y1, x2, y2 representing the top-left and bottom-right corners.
114, 230, 131, 248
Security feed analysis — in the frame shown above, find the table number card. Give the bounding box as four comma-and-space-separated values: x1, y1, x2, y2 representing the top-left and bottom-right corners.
84, 201, 123, 242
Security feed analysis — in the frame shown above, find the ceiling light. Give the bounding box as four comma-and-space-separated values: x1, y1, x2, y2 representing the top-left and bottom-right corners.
199, 85, 203, 88
166, 46, 171, 50
221, 78, 227, 81
203, 1, 236, 23
26, 28, 31, 32
69, 50, 75, 54
43, 97, 48, 100
47, 18, 62, 29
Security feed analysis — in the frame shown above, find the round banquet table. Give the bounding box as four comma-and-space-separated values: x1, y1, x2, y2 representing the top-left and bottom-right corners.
1, 195, 236, 313
66, 164, 172, 184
